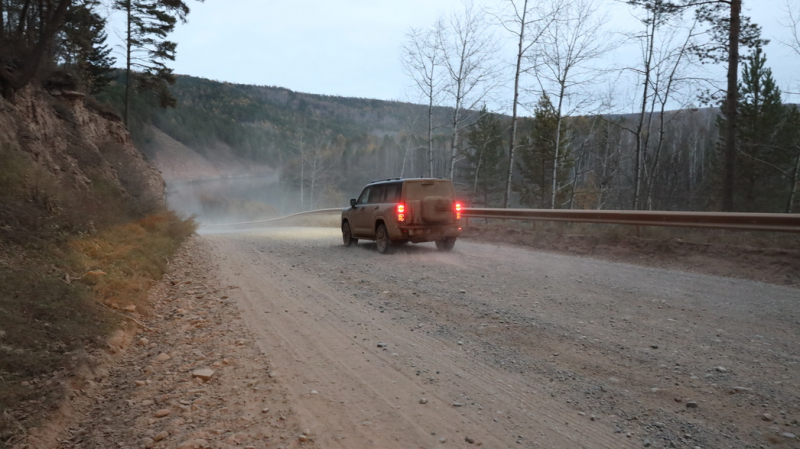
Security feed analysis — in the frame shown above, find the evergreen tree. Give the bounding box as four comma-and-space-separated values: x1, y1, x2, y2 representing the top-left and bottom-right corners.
718, 46, 800, 211
114, 0, 192, 124
59, 1, 115, 94
515, 95, 573, 208
464, 106, 505, 207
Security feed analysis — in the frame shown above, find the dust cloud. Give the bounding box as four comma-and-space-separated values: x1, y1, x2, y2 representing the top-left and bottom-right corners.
165, 173, 343, 225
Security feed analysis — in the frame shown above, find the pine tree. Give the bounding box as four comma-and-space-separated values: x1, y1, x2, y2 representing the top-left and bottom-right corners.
60, 1, 115, 94
464, 106, 505, 207
114, 0, 192, 124
718, 46, 800, 211
515, 95, 573, 208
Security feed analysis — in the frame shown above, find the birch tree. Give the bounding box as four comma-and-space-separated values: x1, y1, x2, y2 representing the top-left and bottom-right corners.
401, 20, 444, 177
496, 0, 562, 208
532, 0, 610, 209
438, 1, 501, 180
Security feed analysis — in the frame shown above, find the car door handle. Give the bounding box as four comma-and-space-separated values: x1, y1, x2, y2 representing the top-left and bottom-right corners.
373, 206, 379, 210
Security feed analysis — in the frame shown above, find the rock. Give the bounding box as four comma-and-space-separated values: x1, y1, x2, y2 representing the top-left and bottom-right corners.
155, 353, 171, 362
135, 380, 146, 386
377, 342, 387, 348
303, 429, 311, 435
177, 439, 208, 449
715, 366, 727, 373
465, 436, 475, 444
651, 345, 658, 349
440, 437, 447, 443
686, 401, 698, 408
262, 408, 270, 413
154, 409, 172, 418
299, 435, 310, 443
153, 431, 168, 441
762, 413, 773, 421
643, 439, 651, 447
458, 341, 464, 345
137, 337, 149, 346
310, 390, 318, 395
730, 386, 752, 394
141, 437, 155, 449
191, 368, 215, 382
782, 432, 796, 439
420, 398, 428, 404
452, 402, 463, 407
141, 400, 153, 406
459, 290, 466, 294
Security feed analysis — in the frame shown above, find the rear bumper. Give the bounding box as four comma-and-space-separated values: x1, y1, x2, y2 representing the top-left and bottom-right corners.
392, 223, 462, 242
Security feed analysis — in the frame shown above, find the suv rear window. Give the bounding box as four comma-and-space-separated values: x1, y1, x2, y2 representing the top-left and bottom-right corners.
402, 180, 455, 199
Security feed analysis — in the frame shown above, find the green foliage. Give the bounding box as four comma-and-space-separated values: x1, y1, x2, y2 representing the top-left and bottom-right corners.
515, 95, 573, 208
717, 47, 800, 212
58, 0, 115, 94
463, 106, 506, 207
114, 0, 193, 121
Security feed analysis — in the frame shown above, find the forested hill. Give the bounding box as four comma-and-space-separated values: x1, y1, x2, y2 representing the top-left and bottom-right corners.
103, 74, 458, 166
103, 73, 798, 214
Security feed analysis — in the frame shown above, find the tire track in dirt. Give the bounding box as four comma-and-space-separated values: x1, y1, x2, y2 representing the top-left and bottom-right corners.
206, 230, 640, 448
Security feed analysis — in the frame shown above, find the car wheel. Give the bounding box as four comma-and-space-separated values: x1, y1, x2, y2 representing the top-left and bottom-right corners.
342, 221, 357, 247
375, 224, 393, 254
435, 237, 456, 251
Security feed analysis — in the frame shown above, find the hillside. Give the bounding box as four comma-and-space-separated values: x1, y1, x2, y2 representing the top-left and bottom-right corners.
102, 74, 797, 214
0, 86, 195, 445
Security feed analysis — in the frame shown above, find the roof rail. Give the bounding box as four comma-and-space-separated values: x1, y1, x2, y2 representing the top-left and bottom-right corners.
368, 177, 403, 184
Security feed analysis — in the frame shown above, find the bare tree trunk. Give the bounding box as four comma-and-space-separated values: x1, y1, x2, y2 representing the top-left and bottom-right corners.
428, 87, 434, 177
788, 151, 800, 213
551, 82, 566, 209
449, 103, 461, 179
633, 14, 656, 210
471, 151, 483, 207
722, 0, 741, 211
124, 0, 132, 126
504, 0, 528, 208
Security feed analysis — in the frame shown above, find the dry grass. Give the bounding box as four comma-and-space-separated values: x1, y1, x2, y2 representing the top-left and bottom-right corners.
70, 211, 197, 314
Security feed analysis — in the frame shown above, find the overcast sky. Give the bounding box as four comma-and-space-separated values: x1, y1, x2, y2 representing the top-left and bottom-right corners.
107, 0, 799, 113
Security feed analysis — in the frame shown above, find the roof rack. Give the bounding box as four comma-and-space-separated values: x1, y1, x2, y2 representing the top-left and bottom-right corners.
367, 177, 403, 184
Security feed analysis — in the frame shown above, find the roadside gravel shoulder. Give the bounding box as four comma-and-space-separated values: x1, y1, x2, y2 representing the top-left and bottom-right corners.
18, 237, 315, 449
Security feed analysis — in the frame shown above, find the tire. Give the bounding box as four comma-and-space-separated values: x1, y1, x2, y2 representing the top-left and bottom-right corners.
435, 237, 456, 251
375, 224, 393, 254
342, 221, 357, 247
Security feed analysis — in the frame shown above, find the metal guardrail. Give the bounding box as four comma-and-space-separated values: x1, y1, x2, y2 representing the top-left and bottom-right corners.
200, 207, 800, 234
200, 208, 341, 230
462, 208, 800, 233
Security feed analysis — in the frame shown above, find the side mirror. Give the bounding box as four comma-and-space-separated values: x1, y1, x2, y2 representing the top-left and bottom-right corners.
350, 199, 357, 207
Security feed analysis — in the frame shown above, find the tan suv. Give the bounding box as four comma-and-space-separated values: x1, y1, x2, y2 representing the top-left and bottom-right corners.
341, 178, 463, 254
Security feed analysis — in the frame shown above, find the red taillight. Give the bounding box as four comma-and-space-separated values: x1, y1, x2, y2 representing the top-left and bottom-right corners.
397, 204, 406, 222
397, 204, 405, 213
455, 202, 462, 220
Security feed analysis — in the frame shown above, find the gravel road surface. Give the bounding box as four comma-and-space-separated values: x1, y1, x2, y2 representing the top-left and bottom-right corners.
196, 227, 800, 449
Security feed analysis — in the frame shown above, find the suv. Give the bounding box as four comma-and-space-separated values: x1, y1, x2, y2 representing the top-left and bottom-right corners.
341, 178, 463, 254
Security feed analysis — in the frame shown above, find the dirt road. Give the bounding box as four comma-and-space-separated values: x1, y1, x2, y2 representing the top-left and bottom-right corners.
195, 227, 799, 449
42, 227, 799, 449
